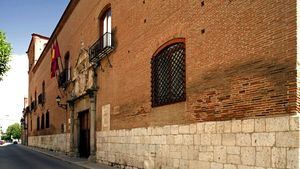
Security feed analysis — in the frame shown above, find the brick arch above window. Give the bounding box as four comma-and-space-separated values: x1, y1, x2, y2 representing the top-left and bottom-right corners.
152, 38, 185, 57
98, 3, 111, 20
98, 4, 112, 36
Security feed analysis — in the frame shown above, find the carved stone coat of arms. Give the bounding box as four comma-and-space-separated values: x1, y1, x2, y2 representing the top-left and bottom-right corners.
72, 49, 95, 97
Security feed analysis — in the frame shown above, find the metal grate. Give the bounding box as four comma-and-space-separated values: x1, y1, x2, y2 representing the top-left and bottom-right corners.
151, 42, 186, 107
89, 32, 114, 65
58, 68, 70, 89
30, 101, 36, 111
46, 111, 50, 128
37, 116, 40, 130
25, 106, 30, 113
38, 93, 44, 105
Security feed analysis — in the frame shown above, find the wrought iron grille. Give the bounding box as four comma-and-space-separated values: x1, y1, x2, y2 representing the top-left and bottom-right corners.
38, 93, 44, 105
37, 116, 40, 130
151, 42, 186, 107
89, 32, 114, 64
41, 114, 45, 129
30, 101, 36, 111
58, 68, 68, 88
25, 106, 30, 113
46, 111, 50, 128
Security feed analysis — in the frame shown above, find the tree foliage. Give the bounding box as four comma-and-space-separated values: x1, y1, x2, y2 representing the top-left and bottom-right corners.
1, 134, 11, 141
0, 31, 12, 81
6, 123, 21, 140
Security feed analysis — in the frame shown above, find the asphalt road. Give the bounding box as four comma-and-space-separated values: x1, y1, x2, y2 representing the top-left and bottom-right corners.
0, 144, 84, 169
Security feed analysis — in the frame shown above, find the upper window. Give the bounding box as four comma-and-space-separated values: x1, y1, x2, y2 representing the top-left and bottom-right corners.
90, 6, 113, 64
151, 40, 186, 107
101, 8, 112, 48
64, 52, 70, 81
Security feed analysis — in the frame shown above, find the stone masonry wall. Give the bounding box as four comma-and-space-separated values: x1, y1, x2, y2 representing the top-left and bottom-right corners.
28, 133, 70, 153
96, 114, 299, 169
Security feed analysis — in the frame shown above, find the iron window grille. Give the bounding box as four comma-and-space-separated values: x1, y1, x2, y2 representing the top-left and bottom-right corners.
30, 101, 36, 111
25, 106, 30, 113
89, 32, 114, 65
46, 111, 50, 128
151, 42, 186, 107
61, 123, 64, 133
37, 116, 40, 130
58, 68, 70, 89
41, 114, 45, 129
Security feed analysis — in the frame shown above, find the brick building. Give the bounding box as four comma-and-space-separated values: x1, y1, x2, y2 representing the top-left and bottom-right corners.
23, 0, 299, 168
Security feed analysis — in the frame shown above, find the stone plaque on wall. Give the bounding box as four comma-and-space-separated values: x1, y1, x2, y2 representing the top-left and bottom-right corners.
102, 104, 110, 131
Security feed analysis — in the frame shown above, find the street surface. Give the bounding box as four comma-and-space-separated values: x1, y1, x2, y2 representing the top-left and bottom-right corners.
0, 144, 84, 169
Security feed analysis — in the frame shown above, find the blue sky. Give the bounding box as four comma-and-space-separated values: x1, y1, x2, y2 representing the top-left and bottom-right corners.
0, 0, 69, 54
0, 0, 69, 131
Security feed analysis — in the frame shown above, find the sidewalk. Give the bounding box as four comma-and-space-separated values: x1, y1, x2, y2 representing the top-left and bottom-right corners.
23, 145, 117, 169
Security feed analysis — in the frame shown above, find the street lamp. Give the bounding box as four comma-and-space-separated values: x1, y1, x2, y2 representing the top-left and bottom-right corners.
56, 95, 67, 110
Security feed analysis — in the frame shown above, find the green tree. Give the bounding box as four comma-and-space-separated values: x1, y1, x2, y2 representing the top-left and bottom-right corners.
1, 134, 11, 141
6, 123, 21, 140
0, 31, 12, 81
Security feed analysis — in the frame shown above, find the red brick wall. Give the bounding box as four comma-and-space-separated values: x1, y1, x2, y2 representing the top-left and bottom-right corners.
27, 0, 297, 135
27, 41, 69, 136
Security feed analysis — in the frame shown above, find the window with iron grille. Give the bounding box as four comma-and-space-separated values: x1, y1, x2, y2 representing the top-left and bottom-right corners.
46, 111, 50, 128
37, 116, 40, 130
38, 94, 44, 105
42, 81, 46, 105
41, 114, 45, 129
151, 42, 186, 107
30, 101, 35, 111
34, 91, 37, 109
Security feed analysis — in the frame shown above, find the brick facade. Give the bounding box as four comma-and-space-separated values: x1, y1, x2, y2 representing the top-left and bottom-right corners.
24, 0, 299, 168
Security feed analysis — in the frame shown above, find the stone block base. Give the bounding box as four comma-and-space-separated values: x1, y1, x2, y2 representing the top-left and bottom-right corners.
96, 114, 299, 169
28, 133, 70, 153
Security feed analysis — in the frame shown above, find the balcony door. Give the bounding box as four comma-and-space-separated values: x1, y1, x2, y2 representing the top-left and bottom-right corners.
102, 8, 111, 48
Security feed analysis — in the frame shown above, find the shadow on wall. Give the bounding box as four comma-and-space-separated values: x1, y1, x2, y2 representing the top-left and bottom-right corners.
188, 58, 296, 121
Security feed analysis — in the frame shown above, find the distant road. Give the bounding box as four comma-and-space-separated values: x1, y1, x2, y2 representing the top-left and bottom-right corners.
0, 144, 84, 169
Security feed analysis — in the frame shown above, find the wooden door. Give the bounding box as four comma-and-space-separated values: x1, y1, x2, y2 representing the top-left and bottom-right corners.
78, 110, 90, 158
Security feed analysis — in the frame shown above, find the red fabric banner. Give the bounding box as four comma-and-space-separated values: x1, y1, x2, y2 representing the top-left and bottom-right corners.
50, 40, 61, 78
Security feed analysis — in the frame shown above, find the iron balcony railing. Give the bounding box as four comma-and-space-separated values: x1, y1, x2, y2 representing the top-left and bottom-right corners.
25, 106, 30, 113
89, 32, 114, 64
38, 93, 45, 105
58, 68, 69, 89
30, 101, 36, 111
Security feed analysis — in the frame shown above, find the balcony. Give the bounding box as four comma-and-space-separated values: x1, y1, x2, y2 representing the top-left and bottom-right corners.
30, 101, 36, 111
25, 106, 30, 113
58, 68, 69, 89
89, 32, 115, 65
38, 93, 45, 105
